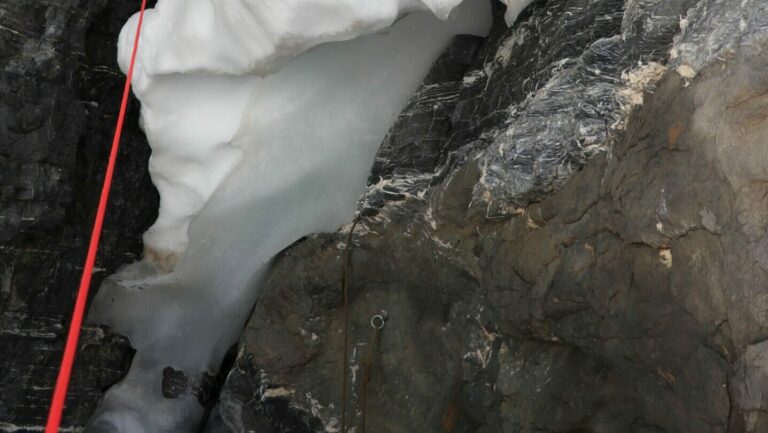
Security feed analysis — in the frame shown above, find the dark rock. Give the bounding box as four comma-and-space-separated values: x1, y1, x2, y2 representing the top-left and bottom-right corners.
365, 35, 484, 213
161, 359, 231, 407
162, 367, 191, 399
469, 0, 699, 216
731, 340, 768, 433
0, 325, 134, 430
0, 0, 157, 430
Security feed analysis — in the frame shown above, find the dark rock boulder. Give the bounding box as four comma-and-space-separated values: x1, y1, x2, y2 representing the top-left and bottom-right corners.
0, 0, 157, 430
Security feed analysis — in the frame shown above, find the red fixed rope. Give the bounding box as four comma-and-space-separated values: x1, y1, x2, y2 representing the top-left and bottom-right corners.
44, 1, 147, 431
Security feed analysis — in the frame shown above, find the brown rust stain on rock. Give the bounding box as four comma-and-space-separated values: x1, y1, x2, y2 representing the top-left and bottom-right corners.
668, 121, 684, 147
441, 399, 458, 432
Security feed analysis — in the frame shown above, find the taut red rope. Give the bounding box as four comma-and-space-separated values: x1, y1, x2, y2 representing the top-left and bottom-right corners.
44, 1, 147, 431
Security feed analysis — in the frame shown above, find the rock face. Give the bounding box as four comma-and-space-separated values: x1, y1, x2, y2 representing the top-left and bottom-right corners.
7, 0, 768, 432
209, 1, 768, 433
0, 0, 157, 430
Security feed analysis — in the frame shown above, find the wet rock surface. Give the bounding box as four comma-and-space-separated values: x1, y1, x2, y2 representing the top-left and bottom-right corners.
0, 0, 157, 430
210, 1, 768, 433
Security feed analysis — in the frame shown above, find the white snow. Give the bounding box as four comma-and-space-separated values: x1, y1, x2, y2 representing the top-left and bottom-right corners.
499, 0, 534, 26
87, 0, 492, 432
119, 0, 472, 92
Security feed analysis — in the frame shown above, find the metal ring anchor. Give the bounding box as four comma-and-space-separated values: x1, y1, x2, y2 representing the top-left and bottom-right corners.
370, 312, 387, 330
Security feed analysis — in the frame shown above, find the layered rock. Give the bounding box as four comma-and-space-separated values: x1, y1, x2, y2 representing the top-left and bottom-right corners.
0, 0, 157, 430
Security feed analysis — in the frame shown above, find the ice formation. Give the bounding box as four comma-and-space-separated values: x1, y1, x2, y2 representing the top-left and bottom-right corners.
86, 0, 497, 432
118, 0, 482, 263
498, 0, 532, 25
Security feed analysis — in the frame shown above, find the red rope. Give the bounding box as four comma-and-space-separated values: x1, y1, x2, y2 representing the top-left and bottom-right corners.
44, 1, 147, 431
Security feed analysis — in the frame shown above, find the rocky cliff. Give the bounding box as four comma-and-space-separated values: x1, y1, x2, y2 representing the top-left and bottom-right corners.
4, 0, 768, 433
0, 0, 157, 430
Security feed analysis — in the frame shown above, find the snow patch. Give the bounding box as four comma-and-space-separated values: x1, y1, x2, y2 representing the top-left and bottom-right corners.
498, 0, 535, 26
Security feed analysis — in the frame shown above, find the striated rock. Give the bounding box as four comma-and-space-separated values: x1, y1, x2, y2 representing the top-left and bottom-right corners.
0, 0, 157, 430
211, 0, 768, 432
365, 34, 484, 211
0, 325, 134, 430
469, 0, 700, 216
